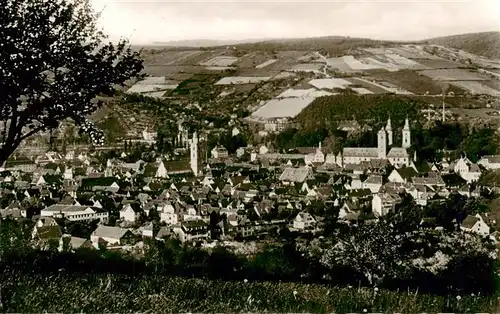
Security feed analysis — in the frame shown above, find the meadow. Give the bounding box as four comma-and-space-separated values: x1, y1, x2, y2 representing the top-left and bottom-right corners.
2, 270, 499, 313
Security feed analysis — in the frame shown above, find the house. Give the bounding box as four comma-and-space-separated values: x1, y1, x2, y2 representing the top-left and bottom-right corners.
155, 161, 168, 178
339, 201, 359, 219
293, 211, 317, 231
478, 155, 500, 170
460, 214, 490, 236
363, 175, 383, 193
58, 234, 92, 252
388, 167, 418, 184
32, 218, 63, 249
172, 220, 209, 243
453, 155, 481, 183
90, 225, 137, 249
120, 203, 142, 222
211, 146, 229, 159
372, 193, 401, 217
279, 167, 314, 184
139, 222, 154, 238
159, 202, 179, 225
41, 204, 108, 222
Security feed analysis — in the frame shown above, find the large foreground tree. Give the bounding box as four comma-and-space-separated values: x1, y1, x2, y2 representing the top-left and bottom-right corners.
0, 0, 143, 164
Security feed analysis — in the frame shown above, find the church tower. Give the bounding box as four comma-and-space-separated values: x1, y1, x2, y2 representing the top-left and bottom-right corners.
377, 127, 387, 159
190, 132, 199, 176
402, 116, 411, 149
386, 116, 393, 146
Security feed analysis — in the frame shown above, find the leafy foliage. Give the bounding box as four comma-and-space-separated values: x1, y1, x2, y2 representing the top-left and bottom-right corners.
296, 94, 419, 131
0, 0, 143, 164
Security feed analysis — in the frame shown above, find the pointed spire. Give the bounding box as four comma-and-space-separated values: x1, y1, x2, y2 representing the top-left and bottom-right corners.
386, 116, 392, 130
404, 115, 410, 129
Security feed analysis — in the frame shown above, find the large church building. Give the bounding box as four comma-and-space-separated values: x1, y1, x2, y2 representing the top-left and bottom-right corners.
341, 117, 412, 167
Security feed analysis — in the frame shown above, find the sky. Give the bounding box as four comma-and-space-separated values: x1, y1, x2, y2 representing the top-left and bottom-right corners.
91, 0, 500, 44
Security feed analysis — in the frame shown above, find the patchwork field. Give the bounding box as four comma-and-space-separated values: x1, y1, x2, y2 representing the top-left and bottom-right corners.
142, 65, 214, 77
368, 70, 465, 95
256, 59, 278, 69
418, 69, 489, 81
126, 77, 180, 98
449, 81, 500, 96
277, 88, 335, 98
200, 56, 239, 67
127, 39, 500, 128
416, 58, 465, 69
215, 76, 271, 85
289, 63, 323, 73
344, 77, 390, 94
251, 97, 317, 119
308, 78, 353, 90
232, 52, 273, 68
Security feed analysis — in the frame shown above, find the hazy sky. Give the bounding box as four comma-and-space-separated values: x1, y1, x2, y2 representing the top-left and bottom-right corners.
91, 0, 500, 44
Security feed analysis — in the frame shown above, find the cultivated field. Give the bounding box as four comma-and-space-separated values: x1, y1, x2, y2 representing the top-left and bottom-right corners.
256, 59, 278, 69
416, 58, 465, 69
289, 63, 323, 73
368, 70, 466, 95
325, 57, 357, 73
232, 52, 273, 68
419, 69, 489, 81
142, 65, 213, 77
277, 88, 335, 98
352, 77, 413, 95
251, 97, 317, 119
449, 81, 500, 96
364, 46, 441, 60
200, 56, 239, 67
308, 78, 353, 90
344, 77, 391, 94
140, 50, 203, 66
215, 76, 271, 85
351, 87, 374, 94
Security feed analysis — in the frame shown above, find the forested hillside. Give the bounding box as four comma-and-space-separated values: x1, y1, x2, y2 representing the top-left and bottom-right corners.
426, 32, 500, 59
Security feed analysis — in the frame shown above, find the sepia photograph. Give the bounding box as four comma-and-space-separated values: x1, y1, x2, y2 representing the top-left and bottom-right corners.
0, 0, 500, 312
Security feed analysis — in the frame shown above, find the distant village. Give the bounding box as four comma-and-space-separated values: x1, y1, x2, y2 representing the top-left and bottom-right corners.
2, 113, 500, 256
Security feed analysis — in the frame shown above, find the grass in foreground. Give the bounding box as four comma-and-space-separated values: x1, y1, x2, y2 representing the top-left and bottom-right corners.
2, 271, 500, 313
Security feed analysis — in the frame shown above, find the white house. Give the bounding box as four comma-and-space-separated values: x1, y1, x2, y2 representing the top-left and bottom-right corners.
460, 214, 490, 237
41, 204, 108, 222
363, 175, 383, 193
232, 127, 241, 136
304, 143, 325, 165
120, 204, 141, 222
172, 220, 209, 243
293, 211, 316, 230
63, 168, 73, 180
211, 146, 229, 159
453, 156, 482, 183
90, 225, 136, 249
372, 193, 401, 217
155, 161, 168, 178
159, 203, 179, 225
478, 155, 500, 170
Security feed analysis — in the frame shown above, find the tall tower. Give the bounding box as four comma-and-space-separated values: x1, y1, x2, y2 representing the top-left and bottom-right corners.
377, 127, 387, 159
402, 116, 411, 149
190, 132, 198, 176
386, 116, 393, 146
442, 99, 446, 122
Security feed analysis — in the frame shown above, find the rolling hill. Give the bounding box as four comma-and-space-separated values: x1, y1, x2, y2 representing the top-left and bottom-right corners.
425, 31, 500, 60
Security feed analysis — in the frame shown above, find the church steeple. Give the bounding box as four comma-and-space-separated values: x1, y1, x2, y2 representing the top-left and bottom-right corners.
402, 116, 411, 149
377, 126, 387, 159
190, 132, 199, 176
386, 116, 393, 146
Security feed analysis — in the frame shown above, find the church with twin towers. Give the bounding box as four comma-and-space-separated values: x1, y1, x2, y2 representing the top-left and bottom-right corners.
340, 116, 413, 168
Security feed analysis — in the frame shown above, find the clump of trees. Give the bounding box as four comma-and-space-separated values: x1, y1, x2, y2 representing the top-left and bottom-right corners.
0, 0, 143, 164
